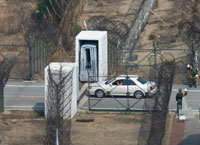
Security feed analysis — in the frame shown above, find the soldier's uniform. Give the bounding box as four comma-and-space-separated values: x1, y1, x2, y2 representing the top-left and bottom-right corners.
176, 88, 187, 116
189, 69, 197, 88
187, 64, 198, 88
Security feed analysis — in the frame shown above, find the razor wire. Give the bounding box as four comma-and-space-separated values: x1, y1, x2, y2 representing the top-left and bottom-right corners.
86, 14, 190, 83
44, 65, 72, 145
87, 15, 129, 75
137, 60, 176, 145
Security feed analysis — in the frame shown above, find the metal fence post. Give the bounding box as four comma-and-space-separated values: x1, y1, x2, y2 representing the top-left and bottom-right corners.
37, 41, 39, 73
39, 40, 42, 72
198, 105, 200, 124
87, 69, 91, 110
2, 88, 4, 112
29, 38, 33, 80
56, 128, 59, 145
0, 87, 4, 112
191, 43, 195, 64
153, 41, 157, 69
126, 74, 130, 110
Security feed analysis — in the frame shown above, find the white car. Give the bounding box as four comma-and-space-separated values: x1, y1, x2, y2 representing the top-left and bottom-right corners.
87, 75, 157, 98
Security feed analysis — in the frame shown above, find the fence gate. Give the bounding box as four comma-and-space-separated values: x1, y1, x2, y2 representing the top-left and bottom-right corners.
29, 40, 51, 79
0, 40, 51, 80
115, 42, 190, 83
82, 41, 193, 111
0, 44, 30, 80
84, 74, 154, 111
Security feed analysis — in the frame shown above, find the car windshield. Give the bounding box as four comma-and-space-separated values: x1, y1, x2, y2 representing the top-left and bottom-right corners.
105, 77, 116, 85
137, 77, 147, 84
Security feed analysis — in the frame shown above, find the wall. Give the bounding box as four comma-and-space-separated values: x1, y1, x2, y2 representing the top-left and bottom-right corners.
45, 62, 78, 119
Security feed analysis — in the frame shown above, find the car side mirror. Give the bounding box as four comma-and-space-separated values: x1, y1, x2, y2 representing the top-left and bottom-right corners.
109, 84, 112, 87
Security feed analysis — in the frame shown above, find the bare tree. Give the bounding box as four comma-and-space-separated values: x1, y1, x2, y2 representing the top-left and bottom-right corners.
0, 54, 15, 112
138, 60, 176, 145
179, 1, 200, 50
45, 65, 72, 145
22, 0, 81, 53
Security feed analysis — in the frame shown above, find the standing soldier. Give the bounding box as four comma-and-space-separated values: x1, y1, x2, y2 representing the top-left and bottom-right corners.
189, 68, 198, 88
187, 64, 198, 88
187, 64, 193, 86
187, 64, 193, 71
176, 88, 187, 116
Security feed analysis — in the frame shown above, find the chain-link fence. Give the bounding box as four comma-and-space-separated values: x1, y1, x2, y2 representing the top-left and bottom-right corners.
0, 53, 15, 112
85, 72, 157, 111
0, 39, 51, 80
0, 44, 30, 80
116, 43, 189, 84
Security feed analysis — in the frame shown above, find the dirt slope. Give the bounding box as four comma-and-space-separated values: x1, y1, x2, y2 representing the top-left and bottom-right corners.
78, 0, 142, 28
0, 0, 36, 45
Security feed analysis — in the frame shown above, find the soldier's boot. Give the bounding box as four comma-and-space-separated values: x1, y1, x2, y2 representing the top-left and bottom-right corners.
176, 105, 179, 116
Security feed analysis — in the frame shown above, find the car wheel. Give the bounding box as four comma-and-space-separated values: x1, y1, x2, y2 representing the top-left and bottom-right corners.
134, 91, 144, 99
95, 89, 105, 98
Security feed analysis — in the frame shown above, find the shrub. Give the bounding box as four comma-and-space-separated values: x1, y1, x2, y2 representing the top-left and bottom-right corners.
149, 34, 156, 40
31, 0, 51, 22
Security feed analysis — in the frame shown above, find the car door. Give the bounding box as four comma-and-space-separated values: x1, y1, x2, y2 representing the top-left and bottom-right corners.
123, 79, 138, 96
110, 79, 127, 96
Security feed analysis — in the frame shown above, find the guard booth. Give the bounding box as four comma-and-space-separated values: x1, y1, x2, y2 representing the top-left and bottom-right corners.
76, 31, 108, 82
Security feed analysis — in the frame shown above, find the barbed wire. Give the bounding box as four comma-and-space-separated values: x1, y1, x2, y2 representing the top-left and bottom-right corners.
44, 65, 72, 145
138, 60, 176, 145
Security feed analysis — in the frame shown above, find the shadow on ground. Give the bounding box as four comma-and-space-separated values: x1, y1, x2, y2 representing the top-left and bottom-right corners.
178, 134, 200, 145
33, 102, 44, 117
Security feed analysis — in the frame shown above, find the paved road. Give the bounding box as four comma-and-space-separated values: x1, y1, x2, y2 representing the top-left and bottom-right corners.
4, 81, 200, 111
4, 81, 200, 145
170, 84, 200, 111
80, 84, 200, 111
5, 81, 44, 110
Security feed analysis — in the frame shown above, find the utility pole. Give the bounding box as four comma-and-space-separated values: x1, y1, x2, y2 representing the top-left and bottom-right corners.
153, 41, 157, 69
0, 83, 4, 112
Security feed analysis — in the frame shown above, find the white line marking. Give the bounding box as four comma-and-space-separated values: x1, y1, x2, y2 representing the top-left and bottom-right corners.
80, 107, 145, 110
5, 85, 44, 88
8, 118, 45, 121
172, 89, 200, 92
5, 95, 44, 98
80, 107, 200, 112
5, 106, 44, 108
170, 99, 200, 103
22, 81, 36, 83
